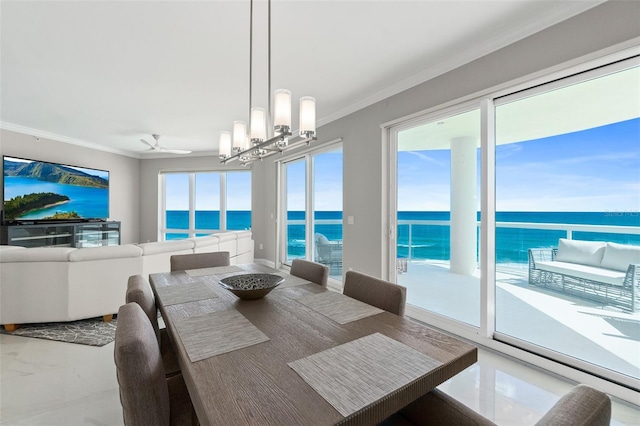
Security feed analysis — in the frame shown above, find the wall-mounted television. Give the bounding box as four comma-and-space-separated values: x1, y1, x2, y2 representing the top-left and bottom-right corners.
3, 156, 109, 223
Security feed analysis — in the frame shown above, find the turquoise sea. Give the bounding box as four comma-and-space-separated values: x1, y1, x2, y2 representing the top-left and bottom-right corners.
166, 210, 640, 264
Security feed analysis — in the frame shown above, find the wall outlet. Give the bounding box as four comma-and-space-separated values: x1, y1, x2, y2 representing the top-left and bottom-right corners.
259, 243, 264, 250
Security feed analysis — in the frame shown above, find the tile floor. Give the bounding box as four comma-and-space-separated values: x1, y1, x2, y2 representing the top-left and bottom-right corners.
1, 328, 639, 425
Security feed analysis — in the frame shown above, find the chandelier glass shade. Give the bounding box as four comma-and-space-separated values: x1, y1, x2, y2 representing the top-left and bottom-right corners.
219, 0, 316, 166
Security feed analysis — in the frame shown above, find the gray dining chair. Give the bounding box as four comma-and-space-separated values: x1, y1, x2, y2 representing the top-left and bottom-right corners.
343, 271, 407, 316
126, 274, 180, 377
290, 259, 329, 286
170, 251, 230, 272
114, 303, 199, 426
380, 384, 610, 426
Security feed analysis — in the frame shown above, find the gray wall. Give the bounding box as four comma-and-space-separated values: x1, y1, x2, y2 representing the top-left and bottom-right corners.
0, 129, 141, 244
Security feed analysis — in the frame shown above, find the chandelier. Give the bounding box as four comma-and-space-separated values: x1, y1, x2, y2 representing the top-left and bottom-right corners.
219, 0, 317, 166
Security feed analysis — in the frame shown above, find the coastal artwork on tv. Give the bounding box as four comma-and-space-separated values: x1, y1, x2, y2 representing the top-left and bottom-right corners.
3, 156, 109, 221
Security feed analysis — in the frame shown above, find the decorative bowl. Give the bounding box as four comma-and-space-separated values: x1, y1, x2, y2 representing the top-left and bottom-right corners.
219, 273, 284, 300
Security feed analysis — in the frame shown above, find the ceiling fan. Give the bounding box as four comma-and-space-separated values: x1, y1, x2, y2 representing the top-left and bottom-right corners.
140, 134, 192, 154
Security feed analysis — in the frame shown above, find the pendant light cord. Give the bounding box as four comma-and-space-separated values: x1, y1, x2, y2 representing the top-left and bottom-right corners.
267, 0, 272, 139
249, 0, 253, 128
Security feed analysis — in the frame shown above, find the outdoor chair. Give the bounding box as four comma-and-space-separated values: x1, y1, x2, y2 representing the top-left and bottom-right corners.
170, 251, 230, 272
315, 233, 343, 275
114, 303, 199, 426
379, 384, 610, 426
126, 275, 180, 377
290, 259, 329, 286
343, 271, 407, 316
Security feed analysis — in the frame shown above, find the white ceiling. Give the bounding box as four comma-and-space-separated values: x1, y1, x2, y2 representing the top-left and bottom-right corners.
0, 0, 604, 158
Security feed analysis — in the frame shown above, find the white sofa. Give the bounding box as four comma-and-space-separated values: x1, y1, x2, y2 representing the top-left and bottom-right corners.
0, 231, 254, 328
528, 238, 640, 312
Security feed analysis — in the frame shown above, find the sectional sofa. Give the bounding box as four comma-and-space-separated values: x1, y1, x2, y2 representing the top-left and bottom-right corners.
0, 231, 253, 330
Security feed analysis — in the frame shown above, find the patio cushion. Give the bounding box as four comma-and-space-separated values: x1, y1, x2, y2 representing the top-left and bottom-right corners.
600, 242, 640, 272
535, 261, 626, 286
554, 239, 606, 267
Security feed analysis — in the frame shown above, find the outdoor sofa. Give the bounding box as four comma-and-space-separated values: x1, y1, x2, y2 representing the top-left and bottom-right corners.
528, 238, 640, 312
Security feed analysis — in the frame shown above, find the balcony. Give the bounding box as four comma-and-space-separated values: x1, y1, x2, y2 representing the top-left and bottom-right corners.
396, 218, 640, 385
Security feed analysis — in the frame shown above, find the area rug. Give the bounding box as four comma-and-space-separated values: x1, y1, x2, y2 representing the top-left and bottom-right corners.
0, 317, 117, 347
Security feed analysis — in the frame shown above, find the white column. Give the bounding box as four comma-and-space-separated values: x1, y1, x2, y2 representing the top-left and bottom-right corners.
450, 136, 477, 275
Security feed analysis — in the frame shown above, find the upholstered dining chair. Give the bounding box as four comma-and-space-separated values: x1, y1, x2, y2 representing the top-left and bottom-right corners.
343, 271, 407, 316
170, 251, 230, 272
114, 303, 199, 426
290, 259, 329, 286
379, 384, 611, 426
126, 275, 180, 377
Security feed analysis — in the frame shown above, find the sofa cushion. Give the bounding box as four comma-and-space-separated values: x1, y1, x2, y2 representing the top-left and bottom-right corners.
69, 244, 143, 261
214, 232, 237, 242
188, 235, 220, 248
600, 242, 640, 272
0, 245, 26, 252
535, 261, 626, 286
0, 247, 75, 262
137, 240, 195, 255
554, 239, 606, 267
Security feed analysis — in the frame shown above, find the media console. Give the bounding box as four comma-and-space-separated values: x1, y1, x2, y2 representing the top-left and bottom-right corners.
0, 221, 121, 248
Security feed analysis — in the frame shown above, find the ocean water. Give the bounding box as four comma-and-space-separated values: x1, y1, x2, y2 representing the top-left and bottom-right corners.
396, 211, 640, 264
4, 176, 109, 219
167, 210, 640, 264
166, 210, 251, 232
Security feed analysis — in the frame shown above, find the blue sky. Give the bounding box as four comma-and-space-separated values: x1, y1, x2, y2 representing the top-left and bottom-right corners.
286, 149, 343, 211
165, 171, 251, 210
398, 118, 639, 212
164, 119, 638, 213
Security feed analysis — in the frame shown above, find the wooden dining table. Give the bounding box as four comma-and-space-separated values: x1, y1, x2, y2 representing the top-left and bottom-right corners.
149, 263, 477, 426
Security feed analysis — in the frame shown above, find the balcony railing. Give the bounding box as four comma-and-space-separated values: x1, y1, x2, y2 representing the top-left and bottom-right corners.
397, 219, 640, 262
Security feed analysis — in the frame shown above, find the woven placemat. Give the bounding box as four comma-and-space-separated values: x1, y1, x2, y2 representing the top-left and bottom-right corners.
155, 281, 218, 306
288, 333, 441, 417
297, 291, 384, 324
185, 265, 243, 277
173, 309, 270, 362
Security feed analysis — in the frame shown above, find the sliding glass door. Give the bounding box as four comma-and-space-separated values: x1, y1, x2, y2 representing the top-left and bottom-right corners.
281, 144, 343, 279
388, 55, 639, 389
494, 61, 640, 384
284, 159, 307, 263
394, 107, 481, 326
313, 147, 343, 277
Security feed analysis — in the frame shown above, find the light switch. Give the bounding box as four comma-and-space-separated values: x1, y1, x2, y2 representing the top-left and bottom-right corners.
347, 216, 354, 225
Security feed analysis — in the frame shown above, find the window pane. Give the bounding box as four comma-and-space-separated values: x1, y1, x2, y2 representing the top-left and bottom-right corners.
286, 160, 306, 262
165, 173, 189, 230
226, 172, 252, 230
165, 233, 189, 240
495, 65, 640, 380
396, 109, 481, 327
195, 173, 220, 230
313, 148, 343, 279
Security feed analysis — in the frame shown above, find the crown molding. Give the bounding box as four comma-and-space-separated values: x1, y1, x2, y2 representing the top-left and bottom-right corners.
0, 121, 143, 159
